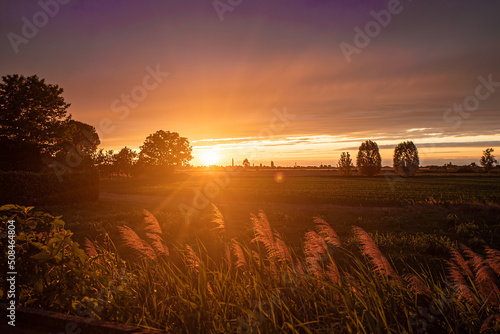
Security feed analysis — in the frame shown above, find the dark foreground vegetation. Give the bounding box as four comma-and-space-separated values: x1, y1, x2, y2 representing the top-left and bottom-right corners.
1, 172, 500, 333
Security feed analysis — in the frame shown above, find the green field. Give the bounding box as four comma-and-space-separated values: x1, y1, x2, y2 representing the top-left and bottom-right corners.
4, 171, 500, 333
44, 171, 500, 265
102, 170, 500, 206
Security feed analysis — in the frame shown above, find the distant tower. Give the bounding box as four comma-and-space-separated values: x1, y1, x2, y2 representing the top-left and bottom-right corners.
271, 161, 275, 168
232, 158, 234, 167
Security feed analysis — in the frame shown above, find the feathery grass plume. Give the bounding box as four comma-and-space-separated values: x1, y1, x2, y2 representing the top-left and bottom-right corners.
446, 260, 479, 308
272, 231, 293, 264
117, 225, 156, 261
304, 230, 328, 259
145, 232, 169, 257
485, 246, 500, 276
84, 237, 98, 257
313, 217, 341, 247
142, 209, 163, 235
252, 250, 260, 262
403, 274, 432, 296
251, 211, 275, 251
462, 245, 499, 305
209, 203, 225, 233
352, 226, 397, 278
141, 209, 169, 256
231, 240, 248, 269
461, 245, 485, 273
480, 314, 500, 333
185, 244, 201, 273
450, 247, 474, 278
304, 231, 325, 279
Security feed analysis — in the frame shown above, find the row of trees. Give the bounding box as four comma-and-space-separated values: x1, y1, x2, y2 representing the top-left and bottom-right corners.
94, 130, 193, 177
1, 74, 496, 178
0, 74, 193, 175
338, 140, 497, 177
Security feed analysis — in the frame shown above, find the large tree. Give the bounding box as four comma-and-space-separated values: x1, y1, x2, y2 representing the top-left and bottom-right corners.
356, 140, 382, 176
393, 141, 419, 177
338, 152, 354, 176
138, 130, 192, 168
55, 120, 100, 170
0, 74, 70, 171
480, 148, 497, 172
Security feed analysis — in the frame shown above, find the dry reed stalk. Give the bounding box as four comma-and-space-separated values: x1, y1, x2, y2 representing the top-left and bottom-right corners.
185, 244, 201, 273
145, 232, 169, 257
251, 211, 275, 253
273, 231, 293, 264
404, 274, 432, 296
313, 217, 341, 247
231, 240, 248, 269
485, 246, 500, 276
462, 246, 499, 305
142, 209, 163, 235
352, 226, 397, 278
446, 260, 479, 308
209, 204, 225, 233
304, 231, 326, 279
450, 247, 474, 278
118, 225, 156, 261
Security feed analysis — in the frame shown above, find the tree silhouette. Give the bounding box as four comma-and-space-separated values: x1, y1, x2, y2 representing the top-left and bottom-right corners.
393, 141, 419, 177
55, 120, 100, 170
93, 149, 116, 177
114, 147, 137, 177
480, 148, 497, 172
356, 140, 382, 176
338, 152, 354, 176
242, 158, 250, 167
138, 130, 192, 168
0, 74, 70, 171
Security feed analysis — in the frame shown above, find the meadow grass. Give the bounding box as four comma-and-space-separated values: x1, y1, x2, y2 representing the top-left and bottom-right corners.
75, 206, 500, 333
6, 173, 499, 332
2, 201, 500, 332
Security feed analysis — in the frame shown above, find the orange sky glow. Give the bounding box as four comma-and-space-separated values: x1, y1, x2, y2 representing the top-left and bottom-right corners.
2, 1, 499, 166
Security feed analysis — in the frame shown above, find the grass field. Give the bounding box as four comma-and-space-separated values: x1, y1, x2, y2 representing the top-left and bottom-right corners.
6, 170, 500, 333
42, 171, 500, 267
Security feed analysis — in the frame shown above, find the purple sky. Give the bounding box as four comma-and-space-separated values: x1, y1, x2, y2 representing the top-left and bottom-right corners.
1, 0, 499, 166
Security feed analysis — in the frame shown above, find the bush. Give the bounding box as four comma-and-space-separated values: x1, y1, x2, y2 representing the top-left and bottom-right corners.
0, 169, 99, 205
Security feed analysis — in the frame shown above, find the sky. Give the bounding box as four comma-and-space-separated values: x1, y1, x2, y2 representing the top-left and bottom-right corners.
1, 0, 499, 166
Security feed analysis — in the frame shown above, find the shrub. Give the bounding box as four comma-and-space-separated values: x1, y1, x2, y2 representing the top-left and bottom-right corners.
0, 169, 99, 205
0, 205, 89, 309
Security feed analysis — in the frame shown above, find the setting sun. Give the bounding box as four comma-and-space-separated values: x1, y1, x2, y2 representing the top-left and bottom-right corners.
200, 149, 220, 166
